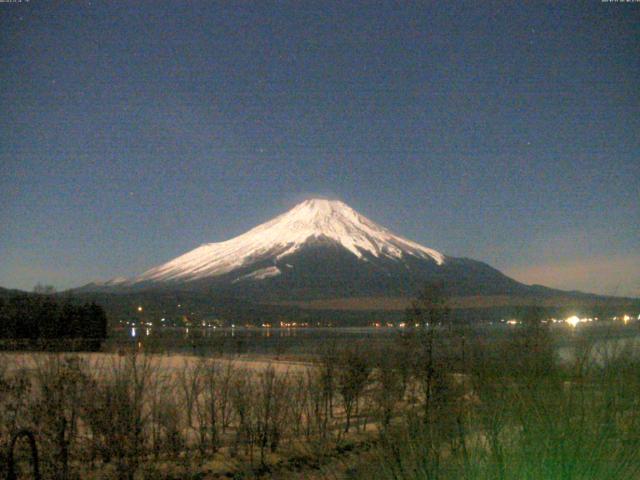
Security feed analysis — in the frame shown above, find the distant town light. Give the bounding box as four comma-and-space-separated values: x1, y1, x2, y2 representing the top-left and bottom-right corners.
131, 327, 137, 337
566, 316, 580, 328
137, 306, 143, 312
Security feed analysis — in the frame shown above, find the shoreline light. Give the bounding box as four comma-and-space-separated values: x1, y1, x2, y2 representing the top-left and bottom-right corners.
566, 316, 580, 327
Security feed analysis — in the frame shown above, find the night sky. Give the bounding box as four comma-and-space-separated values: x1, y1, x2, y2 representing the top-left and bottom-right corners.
1, 1, 638, 296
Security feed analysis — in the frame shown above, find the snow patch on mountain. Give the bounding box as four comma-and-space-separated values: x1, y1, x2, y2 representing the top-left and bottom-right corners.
91, 276, 130, 287
232, 266, 281, 284
132, 199, 445, 283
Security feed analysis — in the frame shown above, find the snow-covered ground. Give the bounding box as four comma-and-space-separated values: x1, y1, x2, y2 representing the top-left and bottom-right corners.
2, 352, 312, 375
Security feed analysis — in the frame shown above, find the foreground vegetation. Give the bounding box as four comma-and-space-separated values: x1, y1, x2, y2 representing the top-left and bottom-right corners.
353, 331, 640, 479
1, 289, 639, 479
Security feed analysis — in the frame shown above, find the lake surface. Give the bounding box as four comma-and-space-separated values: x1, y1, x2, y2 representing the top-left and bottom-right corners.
106, 322, 640, 361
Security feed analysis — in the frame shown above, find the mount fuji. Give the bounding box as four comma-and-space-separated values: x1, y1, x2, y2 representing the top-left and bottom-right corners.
75, 198, 640, 324
85, 199, 556, 302
136, 198, 444, 284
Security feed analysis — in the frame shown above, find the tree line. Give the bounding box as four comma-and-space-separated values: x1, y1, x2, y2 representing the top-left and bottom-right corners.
0, 293, 108, 349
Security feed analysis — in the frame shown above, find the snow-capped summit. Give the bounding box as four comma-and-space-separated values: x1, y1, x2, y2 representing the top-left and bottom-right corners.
82, 198, 550, 303
132, 198, 445, 284
79, 199, 614, 311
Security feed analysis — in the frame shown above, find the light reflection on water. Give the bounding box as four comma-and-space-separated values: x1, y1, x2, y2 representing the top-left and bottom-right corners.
127, 326, 381, 339
116, 326, 397, 355
115, 324, 640, 360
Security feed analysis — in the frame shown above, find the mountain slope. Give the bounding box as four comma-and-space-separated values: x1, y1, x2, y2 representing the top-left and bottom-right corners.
81, 198, 628, 307
133, 199, 444, 284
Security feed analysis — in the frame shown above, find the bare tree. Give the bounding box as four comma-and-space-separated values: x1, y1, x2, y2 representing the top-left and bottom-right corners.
30, 355, 89, 479
336, 345, 371, 433
372, 348, 405, 429
230, 369, 255, 462
254, 365, 291, 465
405, 283, 451, 424
80, 353, 155, 480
